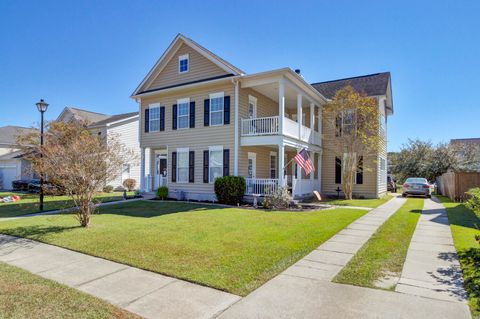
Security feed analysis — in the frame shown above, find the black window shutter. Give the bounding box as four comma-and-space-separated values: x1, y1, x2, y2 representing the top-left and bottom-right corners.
223, 149, 230, 176
335, 157, 342, 184
189, 101, 195, 128
171, 152, 177, 182
160, 106, 165, 131
356, 156, 363, 185
204, 99, 210, 126
144, 108, 150, 133
223, 96, 230, 125
172, 104, 177, 130
189, 151, 195, 183
203, 150, 209, 183
335, 113, 342, 137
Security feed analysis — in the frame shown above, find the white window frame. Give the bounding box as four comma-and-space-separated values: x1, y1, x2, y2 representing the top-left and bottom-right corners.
177, 98, 190, 130
247, 152, 257, 178
176, 148, 189, 183
178, 54, 189, 73
342, 109, 355, 135
270, 151, 277, 179
248, 95, 257, 119
209, 145, 224, 183
149, 103, 160, 132
209, 92, 224, 126
122, 163, 131, 181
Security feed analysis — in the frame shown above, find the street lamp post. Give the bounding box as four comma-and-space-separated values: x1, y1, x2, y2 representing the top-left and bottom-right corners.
36, 99, 49, 211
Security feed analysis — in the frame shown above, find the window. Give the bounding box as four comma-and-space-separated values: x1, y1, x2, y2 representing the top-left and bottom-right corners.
179, 54, 189, 73
210, 92, 224, 126
177, 98, 190, 129
248, 152, 256, 178
356, 156, 363, 184
335, 157, 342, 184
176, 148, 189, 183
336, 109, 355, 136
149, 104, 160, 132
248, 95, 257, 119
209, 146, 223, 182
270, 152, 277, 178
122, 164, 130, 180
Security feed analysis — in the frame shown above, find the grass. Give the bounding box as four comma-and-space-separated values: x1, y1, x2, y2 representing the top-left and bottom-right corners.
321, 194, 393, 208
333, 198, 423, 289
0, 191, 133, 218
438, 196, 480, 319
0, 200, 366, 296
0, 261, 139, 319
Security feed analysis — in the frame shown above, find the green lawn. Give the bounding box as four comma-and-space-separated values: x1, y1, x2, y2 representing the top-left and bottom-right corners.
321, 194, 393, 208
334, 198, 423, 289
0, 261, 138, 319
0, 200, 366, 296
0, 192, 132, 218
438, 196, 480, 319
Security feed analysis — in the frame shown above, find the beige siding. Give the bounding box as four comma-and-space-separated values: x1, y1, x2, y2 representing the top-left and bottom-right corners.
146, 43, 229, 91
140, 82, 235, 197
377, 99, 388, 196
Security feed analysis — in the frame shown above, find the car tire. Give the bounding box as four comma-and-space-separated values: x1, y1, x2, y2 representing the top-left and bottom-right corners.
426, 194, 431, 198
402, 193, 407, 198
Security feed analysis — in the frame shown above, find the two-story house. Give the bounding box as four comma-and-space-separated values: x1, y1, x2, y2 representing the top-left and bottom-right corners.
132, 34, 393, 201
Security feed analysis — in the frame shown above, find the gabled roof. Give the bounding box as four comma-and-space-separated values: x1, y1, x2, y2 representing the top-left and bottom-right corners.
132, 34, 244, 97
0, 126, 37, 146
88, 112, 139, 128
57, 107, 110, 124
311, 72, 391, 99
450, 138, 480, 146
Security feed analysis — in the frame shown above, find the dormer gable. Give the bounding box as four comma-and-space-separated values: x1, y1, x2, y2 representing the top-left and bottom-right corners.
132, 34, 244, 96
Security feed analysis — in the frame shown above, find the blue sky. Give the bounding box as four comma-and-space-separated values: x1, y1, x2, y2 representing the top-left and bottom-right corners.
0, 0, 479, 151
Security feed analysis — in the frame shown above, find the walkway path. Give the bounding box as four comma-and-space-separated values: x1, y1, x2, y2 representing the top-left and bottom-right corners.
0, 234, 240, 319
395, 197, 468, 302
219, 196, 471, 319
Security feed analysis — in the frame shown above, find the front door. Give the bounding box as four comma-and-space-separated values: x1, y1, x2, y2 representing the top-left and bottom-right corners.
155, 155, 167, 188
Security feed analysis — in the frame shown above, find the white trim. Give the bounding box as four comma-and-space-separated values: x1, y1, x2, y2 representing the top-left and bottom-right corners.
178, 54, 189, 73
233, 80, 239, 176
247, 152, 257, 178
208, 145, 224, 183
248, 95, 257, 119
176, 147, 189, 184
209, 92, 224, 126
177, 98, 190, 130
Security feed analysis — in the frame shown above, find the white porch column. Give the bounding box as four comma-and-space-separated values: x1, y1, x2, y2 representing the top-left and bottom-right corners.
296, 148, 302, 180
140, 147, 146, 191
310, 151, 315, 181
234, 80, 239, 176
278, 79, 285, 135
278, 143, 285, 188
318, 106, 323, 146
318, 150, 322, 192
310, 103, 315, 131
297, 94, 302, 139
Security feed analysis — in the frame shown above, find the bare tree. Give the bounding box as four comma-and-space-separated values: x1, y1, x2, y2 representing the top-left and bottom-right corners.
19, 121, 135, 227
322, 86, 381, 199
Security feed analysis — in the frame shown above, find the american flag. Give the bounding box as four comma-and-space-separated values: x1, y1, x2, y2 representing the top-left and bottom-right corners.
294, 148, 315, 175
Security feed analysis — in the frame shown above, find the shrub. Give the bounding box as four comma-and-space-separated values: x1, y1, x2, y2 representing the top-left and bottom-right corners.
156, 186, 168, 200
214, 176, 246, 205
122, 178, 137, 191
262, 187, 292, 209
466, 187, 480, 216
103, 185, 114, 193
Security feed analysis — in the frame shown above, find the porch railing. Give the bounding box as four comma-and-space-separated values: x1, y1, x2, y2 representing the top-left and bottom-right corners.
245, 178, 279, 195
241, 116, 279, 136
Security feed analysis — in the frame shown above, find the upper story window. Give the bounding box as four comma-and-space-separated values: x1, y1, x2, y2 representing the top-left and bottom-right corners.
210, 92, 224, 126
177, 98, 190, 129
336, 109, 355, 137
179, 54, 189, 73
149, 104, 160, 132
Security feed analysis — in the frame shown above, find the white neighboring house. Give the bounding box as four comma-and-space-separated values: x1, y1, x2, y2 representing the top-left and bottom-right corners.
87, 112, 141, 190
0, 126, 37, 190
56, 107, 141, 190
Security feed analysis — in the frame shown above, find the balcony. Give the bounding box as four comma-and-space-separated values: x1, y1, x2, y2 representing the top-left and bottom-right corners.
241, 116, 321, 145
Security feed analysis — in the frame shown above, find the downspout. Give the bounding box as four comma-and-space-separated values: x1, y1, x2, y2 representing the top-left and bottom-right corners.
233, 79, 239, 176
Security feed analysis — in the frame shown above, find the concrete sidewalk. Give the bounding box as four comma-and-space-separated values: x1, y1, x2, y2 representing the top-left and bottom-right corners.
395, 197, 468, 302
0, 234, 240, 319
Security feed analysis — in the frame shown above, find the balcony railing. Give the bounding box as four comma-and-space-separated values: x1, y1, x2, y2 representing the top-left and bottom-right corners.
241, 116, 321, 145
241, 116, 279, 136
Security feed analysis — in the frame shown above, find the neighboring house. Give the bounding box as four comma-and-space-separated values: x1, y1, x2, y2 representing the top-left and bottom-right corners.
450, 138, 480, 172
57, 106, 110, 124
87, 112, 141, 189
0, 126, 37, 190
131, 34, 393, 200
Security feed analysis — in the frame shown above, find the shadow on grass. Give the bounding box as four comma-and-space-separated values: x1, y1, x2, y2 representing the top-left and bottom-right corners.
98, 200, 224, 218
1, 225, 79, 239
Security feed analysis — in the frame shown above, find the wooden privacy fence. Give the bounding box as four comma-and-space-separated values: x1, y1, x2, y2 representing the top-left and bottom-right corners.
437, 171, 480, 201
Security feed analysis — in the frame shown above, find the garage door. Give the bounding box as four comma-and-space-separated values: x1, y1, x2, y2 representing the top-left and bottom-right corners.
0, 167, 17, 190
